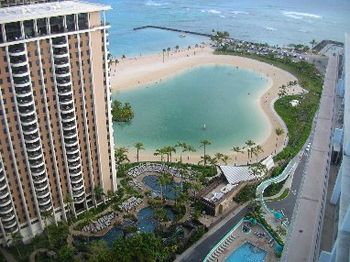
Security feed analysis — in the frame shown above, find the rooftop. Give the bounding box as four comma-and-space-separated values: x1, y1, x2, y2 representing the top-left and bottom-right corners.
0, 0, 111, 24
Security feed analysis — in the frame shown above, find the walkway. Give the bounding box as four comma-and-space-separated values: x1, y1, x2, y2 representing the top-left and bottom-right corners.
281, 55, 338, 262
175, 205, 249, 262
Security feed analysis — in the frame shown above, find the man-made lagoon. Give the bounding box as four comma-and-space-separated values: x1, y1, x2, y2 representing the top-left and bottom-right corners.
113, 65, 269, 153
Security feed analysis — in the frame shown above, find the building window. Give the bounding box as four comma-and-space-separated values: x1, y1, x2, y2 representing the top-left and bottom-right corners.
37, 18, 48, 36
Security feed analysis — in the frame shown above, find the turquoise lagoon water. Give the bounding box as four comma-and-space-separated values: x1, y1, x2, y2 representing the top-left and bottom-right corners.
94, 0, 350, 56
225, 242, 267, 262
113, 65, 269, 153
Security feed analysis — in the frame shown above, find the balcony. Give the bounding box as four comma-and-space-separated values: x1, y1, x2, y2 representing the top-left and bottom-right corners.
52, 37, 66, 46
36, 182, 49, 191
67, 154, 80, 163
27, 149, 42, 159
16, 85, 31, 96
13, 75, 30, 85
31, 164, 45, 174
38, 197, 51, 207
29, 157, 43, 167
36, 189, 50, 199
24, 131, 39, 141
61, 111, 75, 121
73, 186, 85, 196
54, 57, 69, 66
33, 175, 47, 185
1, 213, 15, 222
0, 197, 12, 207
8, 44, 25, 54
74, 195, 85, 204
26, 141, 41, 151
0, 191, 9, 200
70, 175, 83, 184
9, 55, 26, 65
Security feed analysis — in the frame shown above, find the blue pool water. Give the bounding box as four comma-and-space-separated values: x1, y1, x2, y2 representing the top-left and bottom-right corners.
137, 206, 175, 232
226, 242, 267, 262
99, 226, 124, 246
143, 175, 181, 200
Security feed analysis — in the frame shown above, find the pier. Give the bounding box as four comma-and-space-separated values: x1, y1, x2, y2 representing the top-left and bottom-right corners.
133, 25, 213, 38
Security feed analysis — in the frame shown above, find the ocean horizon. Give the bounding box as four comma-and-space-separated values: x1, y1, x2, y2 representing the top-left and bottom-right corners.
94, 0, 350, 56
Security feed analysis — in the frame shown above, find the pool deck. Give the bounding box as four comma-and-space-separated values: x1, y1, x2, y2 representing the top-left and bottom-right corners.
206, 222, 276, 262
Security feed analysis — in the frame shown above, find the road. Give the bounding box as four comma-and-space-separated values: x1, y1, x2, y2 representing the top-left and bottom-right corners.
266, 152, 308, 220
178, 206, 249, 262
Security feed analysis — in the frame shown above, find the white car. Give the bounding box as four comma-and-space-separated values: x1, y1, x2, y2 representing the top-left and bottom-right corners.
305, 142, 311, 151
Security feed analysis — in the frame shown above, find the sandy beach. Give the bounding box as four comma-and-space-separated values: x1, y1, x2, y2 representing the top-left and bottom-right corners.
110, 46, 304, 165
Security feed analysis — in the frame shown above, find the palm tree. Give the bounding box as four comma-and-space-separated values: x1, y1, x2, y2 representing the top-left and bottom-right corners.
158, 174, 172, 200
199, 154, 213, 166
231, 146, 244, 163
134, 142, 145, 162
164, 146, 176, 162
310, 39, 317, 48
41, 210, 54, 247
154, 148, 166, 162
176, 142, 186, 162
64, 195, 75, 219
162, 48, 166, 62
167, 47, 171, 58
275, 127, 284, 144
115, 147, 129, 164
249, 162, 267, 177
214, 152, 229, 164
11, 232, 23, 258
183, 144, 196, 161
252, 145, 264, 162
245, 140, 256, 159
93, 185, 104, 202
221, 154, 230, 165
200, 139, 211, 165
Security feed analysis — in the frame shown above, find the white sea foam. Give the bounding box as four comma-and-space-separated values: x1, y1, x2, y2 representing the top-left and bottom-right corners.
230, 10, 249, 15
200, 9, 222, 15
264, 26, 277, 31
208, 9, 221, 14
282, 11, 322, 20
220, 15, 226, 18
145, 0, 167, 7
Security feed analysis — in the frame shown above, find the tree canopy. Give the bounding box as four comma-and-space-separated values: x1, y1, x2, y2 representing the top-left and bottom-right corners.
112, 100, 134, 123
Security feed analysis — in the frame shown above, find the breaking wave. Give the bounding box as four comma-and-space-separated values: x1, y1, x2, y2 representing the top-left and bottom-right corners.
282, 11, 322, 20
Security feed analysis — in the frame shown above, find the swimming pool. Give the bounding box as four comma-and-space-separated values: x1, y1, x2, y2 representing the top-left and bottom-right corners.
225, 242, 267, 262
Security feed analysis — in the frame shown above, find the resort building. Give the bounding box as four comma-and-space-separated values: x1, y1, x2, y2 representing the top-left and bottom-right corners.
0, 0, 116, 244
200, 157, 274, 216
281, 37, 345, 261
317, 33, 350, 262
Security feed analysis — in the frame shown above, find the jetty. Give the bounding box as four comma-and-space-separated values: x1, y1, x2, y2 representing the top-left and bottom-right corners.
133, 25, 213, 38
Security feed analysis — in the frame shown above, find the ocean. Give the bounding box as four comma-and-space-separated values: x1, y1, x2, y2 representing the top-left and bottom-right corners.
94, 0, 350, 56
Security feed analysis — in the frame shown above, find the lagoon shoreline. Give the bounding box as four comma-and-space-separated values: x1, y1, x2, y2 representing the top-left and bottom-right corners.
110, 47, 304, 165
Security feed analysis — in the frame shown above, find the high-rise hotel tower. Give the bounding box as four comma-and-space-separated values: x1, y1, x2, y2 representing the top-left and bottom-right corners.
0, 0, 116, 244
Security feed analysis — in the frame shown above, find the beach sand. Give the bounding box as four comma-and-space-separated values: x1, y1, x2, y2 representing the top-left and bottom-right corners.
110, 46, 305, 165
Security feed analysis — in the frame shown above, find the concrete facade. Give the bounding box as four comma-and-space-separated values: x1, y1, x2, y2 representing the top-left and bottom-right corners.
0, 1, 116, 244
